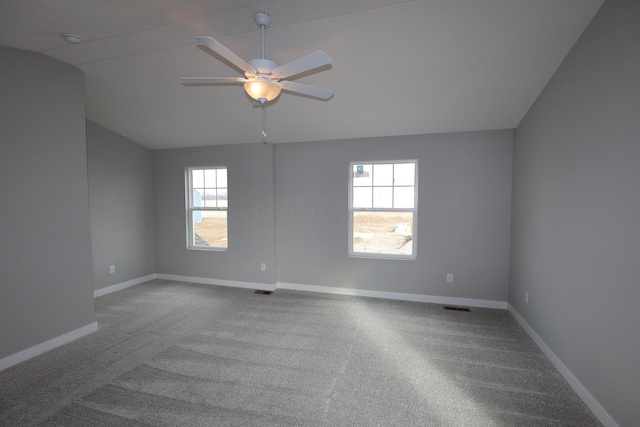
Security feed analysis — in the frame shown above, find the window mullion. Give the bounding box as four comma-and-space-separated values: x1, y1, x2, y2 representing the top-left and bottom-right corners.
353, 207, 414, 213
391, 163, 395, 208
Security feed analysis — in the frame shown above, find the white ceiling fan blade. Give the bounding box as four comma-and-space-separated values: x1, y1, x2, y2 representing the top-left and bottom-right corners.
278, 81, 333, 100
195, 36, 258, 76
181, 77, 247, 85
272, 50, 332, 79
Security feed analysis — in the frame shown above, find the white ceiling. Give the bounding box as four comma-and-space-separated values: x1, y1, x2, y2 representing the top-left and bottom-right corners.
1, 0, 604, 149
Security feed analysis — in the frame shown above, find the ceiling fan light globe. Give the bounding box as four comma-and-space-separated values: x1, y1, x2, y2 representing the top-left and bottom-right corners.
244, 80, 281, 102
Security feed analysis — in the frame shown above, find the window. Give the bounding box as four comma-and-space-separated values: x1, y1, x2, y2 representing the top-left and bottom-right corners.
349, 161, 417, 259
186, 167, 228, 250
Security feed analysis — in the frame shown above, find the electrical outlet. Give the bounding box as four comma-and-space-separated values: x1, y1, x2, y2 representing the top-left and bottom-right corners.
525, 291, 529, 304
109, 265, 115, 274
261, 263, 266, 272
446, 273, 453, 283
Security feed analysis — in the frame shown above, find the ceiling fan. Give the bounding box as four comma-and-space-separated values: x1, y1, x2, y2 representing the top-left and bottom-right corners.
181, 12, 333, 105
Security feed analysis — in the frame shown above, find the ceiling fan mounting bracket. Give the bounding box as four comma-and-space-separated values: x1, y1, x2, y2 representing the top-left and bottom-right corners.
254, 12, 271, 29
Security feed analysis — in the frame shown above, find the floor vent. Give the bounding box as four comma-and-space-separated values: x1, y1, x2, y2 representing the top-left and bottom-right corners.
443, 305, 471, 312
254, 290, 273, 295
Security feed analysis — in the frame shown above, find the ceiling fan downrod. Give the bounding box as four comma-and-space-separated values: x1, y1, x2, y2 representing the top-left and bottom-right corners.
254, 12, 271, 60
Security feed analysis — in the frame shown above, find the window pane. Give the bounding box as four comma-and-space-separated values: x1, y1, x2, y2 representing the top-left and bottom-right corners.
217, 189, 228, 208
192, 189, 204, 207
394, 163, 415, 186
193, 210, 228, 248
373, 164, 393, 186
217, 168, 227, 188
353, 164, 372, 186
373, 186, 392, 208
192, 169, 204, 188
353, 187, 372, 208
394, 186, 414, 208
202, 190, 217, 207
353, 211, 413, 256
204, 169, 216, 188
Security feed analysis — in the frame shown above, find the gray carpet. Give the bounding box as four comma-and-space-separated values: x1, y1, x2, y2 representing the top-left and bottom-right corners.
0, 279, 601, 426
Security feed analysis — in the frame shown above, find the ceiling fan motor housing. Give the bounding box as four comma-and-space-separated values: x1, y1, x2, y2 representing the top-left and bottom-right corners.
247, 58, 279, 76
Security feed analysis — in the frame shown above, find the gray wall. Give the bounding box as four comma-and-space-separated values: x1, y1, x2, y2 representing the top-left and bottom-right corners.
154, 143, 276, 284
153, 130, 512, 302
0, 47, 95, 359
87, 121, 156, 291
510, 0, 640, 425
276, 131, 513, 301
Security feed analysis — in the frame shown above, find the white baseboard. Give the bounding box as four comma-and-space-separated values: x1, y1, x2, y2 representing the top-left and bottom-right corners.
97, 274, 504, 309
507, 305, 618, 427
94, 274, 157, 297
156, 273, 277, 292
277, 282, 508, 309
0, 322, 98, 372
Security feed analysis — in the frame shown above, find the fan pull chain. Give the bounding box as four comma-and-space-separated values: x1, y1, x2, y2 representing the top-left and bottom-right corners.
262, 106, 268, 143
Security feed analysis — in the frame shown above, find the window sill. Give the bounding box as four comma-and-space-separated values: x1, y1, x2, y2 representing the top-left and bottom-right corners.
187, 246, 228, 252
349, 252, 416, 261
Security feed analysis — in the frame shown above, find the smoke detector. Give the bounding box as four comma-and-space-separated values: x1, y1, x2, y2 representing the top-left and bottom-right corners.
61, 33, 81, 44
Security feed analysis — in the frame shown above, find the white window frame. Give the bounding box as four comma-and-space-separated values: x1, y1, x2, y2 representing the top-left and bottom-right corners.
186, 166, 228, 251
348, 160, 418, 260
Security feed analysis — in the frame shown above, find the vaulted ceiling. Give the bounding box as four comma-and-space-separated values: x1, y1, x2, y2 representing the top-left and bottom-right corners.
0, 0, 604, 149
